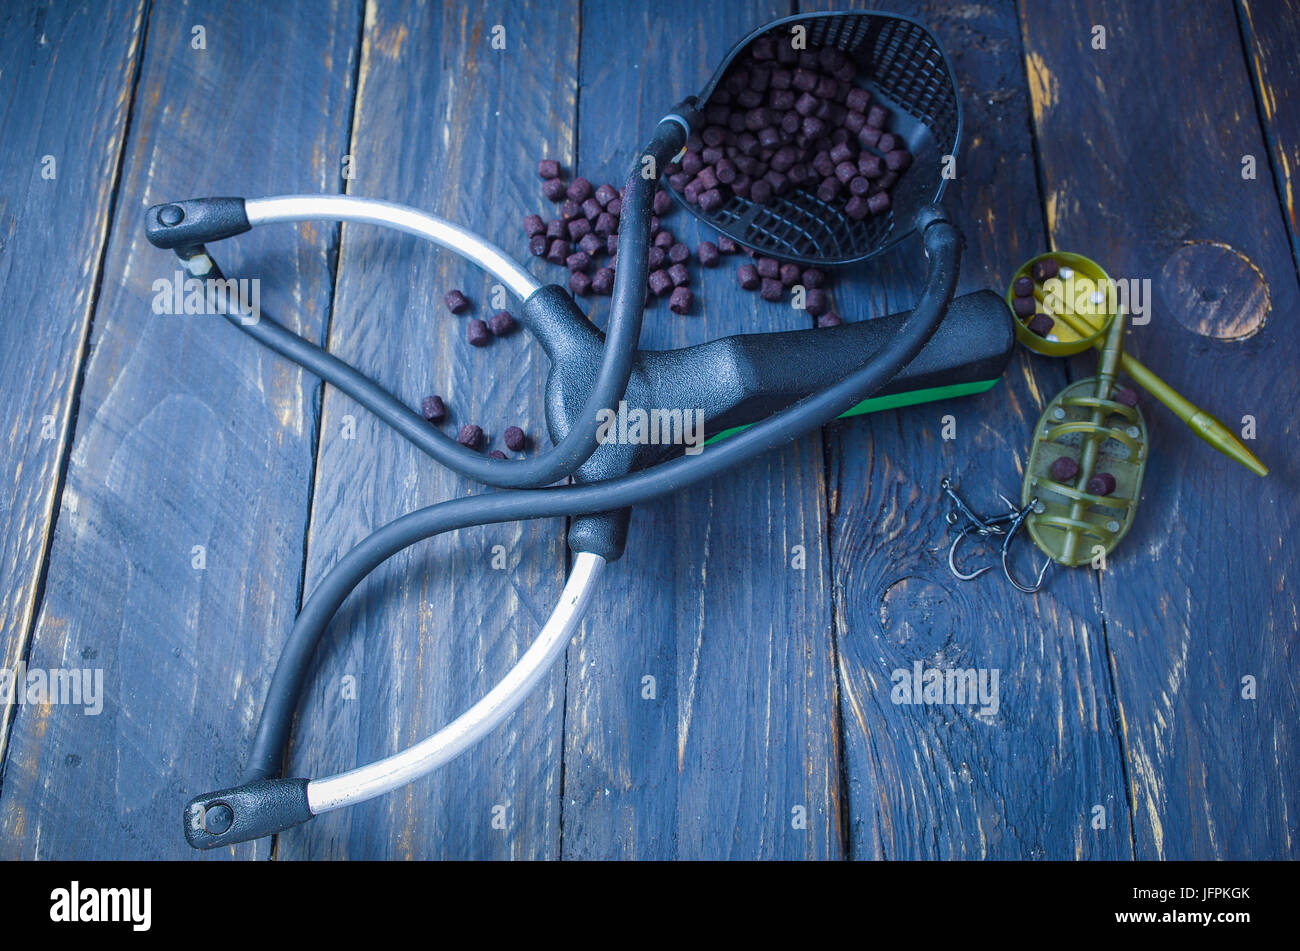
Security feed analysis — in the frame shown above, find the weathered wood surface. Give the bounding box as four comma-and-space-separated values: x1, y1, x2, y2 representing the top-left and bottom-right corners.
0, 0, 146, 767
816, 0, 1131, 859
1239, 0, 1300, 273
0, 0, 360, 859
277, 0, 578, 859
558, 0, 843, 860
1021, 0, 1299, 858
0, 0, 1296, 860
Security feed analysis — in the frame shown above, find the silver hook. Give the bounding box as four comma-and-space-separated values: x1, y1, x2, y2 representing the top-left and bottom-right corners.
1000, 497, 1051, 593
948, 525, 994, 580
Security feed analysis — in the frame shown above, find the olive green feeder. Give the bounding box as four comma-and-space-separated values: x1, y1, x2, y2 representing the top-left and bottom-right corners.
1022, 309, 1148, 567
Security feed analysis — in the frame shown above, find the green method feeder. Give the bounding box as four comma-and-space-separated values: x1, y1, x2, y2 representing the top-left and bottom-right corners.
1021, 304, 1148, 567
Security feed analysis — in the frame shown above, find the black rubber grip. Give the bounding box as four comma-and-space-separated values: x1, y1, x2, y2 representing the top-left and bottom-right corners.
183, 778, 313, 849
146, 197, 251, 250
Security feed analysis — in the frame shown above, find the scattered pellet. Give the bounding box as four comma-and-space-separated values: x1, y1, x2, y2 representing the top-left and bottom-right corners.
542, 178, 567, 202
1012, 296, 1037, 318
668, 262, 690, 286
1113, 386, 1139, 407
591, 267, 615, 295
1027, 313, 1055, 337
817, 311, 843, 328
523, 214, 545, 237
738, 263, 760, 289
528, 235, 547, 257
1048, 456, 1080, 482
488, 450, 507, 460
756, 257, 780, 279
503, 426, 527, 452
1031, 257, 1060, 282
717, 235, 738, 253
566, 250, 591, 273
420, 395, 446, 423
444, 289, 470, 315
488, 310, 516, 336
467, 319, 491, 347
698, 241, 720, 267
595, 183, 619, 206
669, 286, 693, 314
537, 159, 561, 180
1086, 472, 1117, 496
668, 243, 690, 265
545, 218, 566, 239
779, 262, 800, 287
566, 177, 593, 202
1013, 276, 1035, 297
760, 277, 783, 301
648, 269, 674, 296
546, 239, 570, 264
458, 424, 483, 450
801, 268, 826, 289
805, 288, 828, 316
569, 271, 592, 296
579, 232, 603, 256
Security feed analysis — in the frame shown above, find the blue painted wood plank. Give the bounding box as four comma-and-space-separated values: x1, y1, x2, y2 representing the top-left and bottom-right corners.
1021, 0, 1299, 859
0, 0, 146, 767
0, 0, 361, 859
812, 0, 1135, 858
276, 0, 580, 859
557, 0, 846, 859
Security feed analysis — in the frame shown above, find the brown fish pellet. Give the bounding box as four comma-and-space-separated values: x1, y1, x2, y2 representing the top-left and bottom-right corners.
560, 198, 581, 220
579, 232, 603, 256
654, 230, 675, 250
805, 288, 828, 317
545, 218, 566, 239
595, 183, 618, 206
420, 395, 447, 423
528, 234, 547, 257
445, 289, 470, 315
567, 217, 592, 241
669, 286, 693, 315
569, 271, 592, 296
488, 310, 516, 336
524, 214, 545, 237
542, 178, 567, 201
1086, 472, 1117, 496
760, 277, 783, 301
845, 195, 870, 221
648, 269, 674, 296
817, 311, 843, 328
1013, 276, 1035, 297
756, 257, 780, 279
884, 149, 912, 172
546, 239, 570, 264
738, 263, 760, 289
566, 250, 591, 273
652, 189, 673, 216
467, 319, 491, 347
605, 233, 619, 256
503, 425, 527, 452
458, 423, 483, 450
668, 242, 690, 265
566, 177, 593, 202
779, 262, 800, 287
1113, 386, 1139, 407
537, 159, 561, 180
698, 241, 720, 267
1031, 257, 1060, 282
595, 212, 618, 236
488, 450, 507, 460
668, 262, 690, 286
699, 188, 725, 211
717, 234, 738, 254
1027, 313, 1055, 337
647, 245, 666, 270
591, 267, 615, 295
1048, 456, 1080, 482
1012, 296, 1037, 318
866, 191, 891, 215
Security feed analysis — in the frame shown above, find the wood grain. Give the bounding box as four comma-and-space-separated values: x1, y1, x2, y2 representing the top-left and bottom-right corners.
818, 0, 1133, 858
0, 0, 146, 767
1021, 0, 1299, 859
1239, 0, 1300, 274
275, 0, 579, 859
0, 0, 361, 859
557, 0, 845, 860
